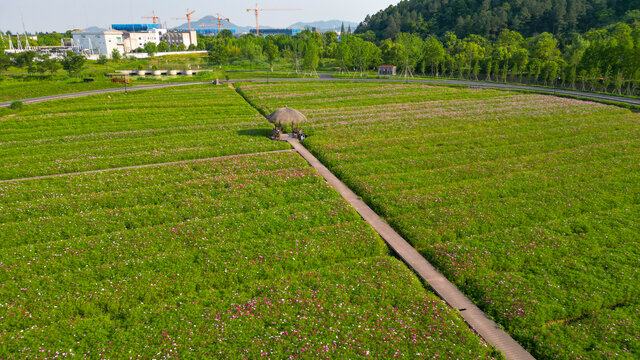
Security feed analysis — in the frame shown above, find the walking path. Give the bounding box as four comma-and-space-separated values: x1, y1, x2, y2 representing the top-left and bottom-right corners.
0, 82, 210, 107
2, 77, 638, 108
0, 149, 295, 183
287, 138, 535, 360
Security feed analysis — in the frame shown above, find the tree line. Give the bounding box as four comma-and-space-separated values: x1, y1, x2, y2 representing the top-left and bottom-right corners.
2, 22, 639, 95
200, 22, 640, 95
0, 49, 86, 76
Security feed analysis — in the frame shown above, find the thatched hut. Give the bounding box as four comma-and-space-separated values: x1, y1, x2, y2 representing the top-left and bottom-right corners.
267, 106, 307, 132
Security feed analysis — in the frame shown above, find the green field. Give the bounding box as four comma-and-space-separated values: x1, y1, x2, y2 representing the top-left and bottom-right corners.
239, 82, 640, 359
0, 85, 292, 179
0, 86, 499, 358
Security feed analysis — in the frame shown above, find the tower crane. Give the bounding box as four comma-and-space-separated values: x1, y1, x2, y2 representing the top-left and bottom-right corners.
213, 13, 230, 31
197, 13, 230, 32
246, 3, 301, 36
141, 10, 160, 25
172, 9, 196, 30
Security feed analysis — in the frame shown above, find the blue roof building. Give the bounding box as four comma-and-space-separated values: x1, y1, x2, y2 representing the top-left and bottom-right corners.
111, 24, 161, 32
249, 29, 302, 37
196, 29, 237, 36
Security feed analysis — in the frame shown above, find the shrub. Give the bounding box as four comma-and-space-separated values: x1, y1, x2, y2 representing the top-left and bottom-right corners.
9, 101, 23, 110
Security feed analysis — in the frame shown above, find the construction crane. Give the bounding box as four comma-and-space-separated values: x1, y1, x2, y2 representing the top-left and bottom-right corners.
141, 10, 160, 25
172, 9, 196, 31
197, 13, 230, 32
246, 3, 301, 36
213, 13, 230, 31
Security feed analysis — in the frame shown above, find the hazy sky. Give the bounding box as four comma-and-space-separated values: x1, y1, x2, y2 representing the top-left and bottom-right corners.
0, 0, 398, 33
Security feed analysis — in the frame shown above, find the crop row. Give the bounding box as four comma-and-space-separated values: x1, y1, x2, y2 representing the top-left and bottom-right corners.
0, 151, 498, 358
0, 85, 288, 180
238, 82, 640, 359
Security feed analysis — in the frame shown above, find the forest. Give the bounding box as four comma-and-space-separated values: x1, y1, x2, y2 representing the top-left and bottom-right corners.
356, 0, 640, 39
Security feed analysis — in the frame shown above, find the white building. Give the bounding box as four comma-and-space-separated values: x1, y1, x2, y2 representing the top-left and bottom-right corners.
161, 30, 197, 48
123, 28, 167, 52
72, 30, 124, 57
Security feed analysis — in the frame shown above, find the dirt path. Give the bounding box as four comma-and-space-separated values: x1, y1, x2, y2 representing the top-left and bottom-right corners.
287, 138, 535, 360
0, 149, 295, 183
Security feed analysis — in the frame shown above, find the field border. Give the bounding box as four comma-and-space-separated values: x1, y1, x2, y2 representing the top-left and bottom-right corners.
0, 149, 295, 183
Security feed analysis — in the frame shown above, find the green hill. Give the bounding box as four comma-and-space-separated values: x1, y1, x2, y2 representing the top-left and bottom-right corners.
356, 0, 640, 40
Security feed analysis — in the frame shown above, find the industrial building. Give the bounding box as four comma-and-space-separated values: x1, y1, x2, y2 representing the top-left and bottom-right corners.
123, 29, 166, 52
161, 30, 197, 48
249, 28, 302, 36
72, 29, 125, 57
72, 24, 197, 57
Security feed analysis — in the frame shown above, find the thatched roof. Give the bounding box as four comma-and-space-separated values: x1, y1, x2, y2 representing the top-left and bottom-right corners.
267, 106, 307, 126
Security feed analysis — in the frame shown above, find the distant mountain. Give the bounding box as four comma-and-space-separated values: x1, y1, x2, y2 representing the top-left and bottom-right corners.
174, 17, 359, 33
174, 16, 251, 32
83, 26, 107, 33
289, 20, 358, 31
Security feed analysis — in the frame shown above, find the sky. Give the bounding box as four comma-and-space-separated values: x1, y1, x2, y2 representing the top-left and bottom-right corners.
0, 0, 398, 33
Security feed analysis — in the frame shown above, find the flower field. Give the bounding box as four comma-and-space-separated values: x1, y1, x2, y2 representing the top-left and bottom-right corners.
0, 85, 290, 180
0, 151, 498, 358
239, 82, 640, 359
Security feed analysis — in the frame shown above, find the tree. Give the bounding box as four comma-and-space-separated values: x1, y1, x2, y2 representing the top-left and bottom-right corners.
0, 52, 10, 73
157, 41, 169, 52
265, 42, 279, 71
144, 42, 157, 57
395, 33, 423, 78
97, 55, 107, 65
334, 35, 352, 74
208, 41, 230, 67
112, 48, 121, 61
41, 56, 61, 74
241, 41, 261, 69
349, 37, 381, 76
61, 51, 86, 75
218, 29, 235, 40
303, 40, 320, 75
178, 44, 186, 51
12, 51, 36, 68
422, 36, 444, 77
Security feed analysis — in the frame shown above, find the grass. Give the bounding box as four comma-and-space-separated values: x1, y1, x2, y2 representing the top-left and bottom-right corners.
0, 84, 501, 358
238, 81, 640, 359
0, 151, 499, 358
0, 84, 290, 179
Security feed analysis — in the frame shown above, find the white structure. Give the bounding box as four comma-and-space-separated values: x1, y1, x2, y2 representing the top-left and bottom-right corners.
72, 30, 124, 57
123, 28, 166, 52
161, 30, 197, 48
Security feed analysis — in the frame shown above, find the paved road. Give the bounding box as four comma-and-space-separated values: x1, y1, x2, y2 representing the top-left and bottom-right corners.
241, 76, 640, 107
288, 138, 535, 360
0, 81, 210, 107
2, 76, 638, 108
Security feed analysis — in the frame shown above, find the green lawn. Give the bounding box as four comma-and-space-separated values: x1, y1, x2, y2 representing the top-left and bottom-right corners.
0, 148, 497, 359
0, 85, 290, 179
239, 81, 640, 359
0, 84, 500, 358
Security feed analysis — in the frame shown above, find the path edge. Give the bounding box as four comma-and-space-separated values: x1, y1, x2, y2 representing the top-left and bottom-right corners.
287, 138, 535, 360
